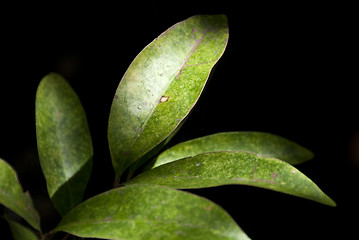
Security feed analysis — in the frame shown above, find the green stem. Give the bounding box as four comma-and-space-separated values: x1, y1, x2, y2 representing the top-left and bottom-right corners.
113, 176, 121, 188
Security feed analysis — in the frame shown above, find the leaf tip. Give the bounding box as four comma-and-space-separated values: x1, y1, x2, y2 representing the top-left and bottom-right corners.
325, 197, 337, 207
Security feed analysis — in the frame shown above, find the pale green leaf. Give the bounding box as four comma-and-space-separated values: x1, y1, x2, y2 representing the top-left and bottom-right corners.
0, 158, 41, 231
126, 152, 336, 207
54, 184, 250, 240
6, 219, 40, 240
151, 132, 314, 168
35, 73, 93, 216
108, 15, 229, 178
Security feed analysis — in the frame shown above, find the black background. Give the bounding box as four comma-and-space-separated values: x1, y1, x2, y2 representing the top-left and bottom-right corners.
0, 3, 357, 239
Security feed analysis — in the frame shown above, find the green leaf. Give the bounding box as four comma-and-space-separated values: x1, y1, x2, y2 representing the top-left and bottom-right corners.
54, 184, 249, 240
0, 158, 41, 231
151, 132, 314, 168
126, 152, 336, 207
108, 15, 229, 178
128, 114, 189, 179
6, 219, 40, 240
35, 73, 93, 216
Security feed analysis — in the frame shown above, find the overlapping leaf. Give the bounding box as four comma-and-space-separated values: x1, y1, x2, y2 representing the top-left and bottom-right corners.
108, 15, 229, 178
6, 218, 39, 240
151, 132, 314, 168
35, 73, 93, 216
126, 152, 336, 206
0, 158, 40, 231
54, 184, 250, 240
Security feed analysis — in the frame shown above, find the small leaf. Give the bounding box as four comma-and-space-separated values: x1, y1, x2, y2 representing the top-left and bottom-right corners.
108, 15, 229, 177
54, 184, 250, 240
35, 73, 93, 216
152, 132, 314, 168
6, 218, 40, 240
0, 158, 41, 231
126, 152, 336, 207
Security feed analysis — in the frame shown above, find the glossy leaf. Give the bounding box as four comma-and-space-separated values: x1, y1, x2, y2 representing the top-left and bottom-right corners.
35, 73, 93, 216
151, 131, 314, 168
108, 15, 229, 177
6, 219, 39, 240
126, 152, 336, 207
54, 184, 249, 240
0, 158, 41, 230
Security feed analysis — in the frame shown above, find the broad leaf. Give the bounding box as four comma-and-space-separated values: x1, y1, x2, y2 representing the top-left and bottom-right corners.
54, 184, 250, 240
35, 73, 93, 216
6, 219, 40, 240
108, 15, 229, 178
126, 152, 336, 207
151, 131, 314, 168
0, 158, 40, 230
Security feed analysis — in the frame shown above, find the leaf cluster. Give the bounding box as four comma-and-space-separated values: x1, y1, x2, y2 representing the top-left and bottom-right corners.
0, 15, 335, 240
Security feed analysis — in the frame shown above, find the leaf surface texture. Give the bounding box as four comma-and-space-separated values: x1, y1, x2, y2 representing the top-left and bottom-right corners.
127, 152, 336, 206
108, 15, 229, 177
0, 158, 40, 230
152, 132, 314, 168
35, 73, 93, 216
55, 184, 250, 240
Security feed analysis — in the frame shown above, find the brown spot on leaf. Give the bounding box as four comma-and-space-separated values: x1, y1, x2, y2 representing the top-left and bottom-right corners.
159, 96, 169, 103
205, 204, 214, 211
56, 109, 61, 118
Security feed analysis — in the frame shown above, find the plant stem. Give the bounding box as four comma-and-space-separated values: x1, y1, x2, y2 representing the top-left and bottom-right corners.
113, 177, 121, 188
42, 232, 72, 240
61, 233, 70, 240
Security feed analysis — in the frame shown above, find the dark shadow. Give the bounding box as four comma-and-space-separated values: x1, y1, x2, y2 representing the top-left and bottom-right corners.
50, 158, 92, 217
